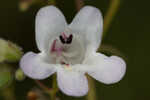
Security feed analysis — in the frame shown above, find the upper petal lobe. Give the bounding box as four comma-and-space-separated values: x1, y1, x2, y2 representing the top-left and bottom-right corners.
69, 6, 103, 52
36, 6, 67, 52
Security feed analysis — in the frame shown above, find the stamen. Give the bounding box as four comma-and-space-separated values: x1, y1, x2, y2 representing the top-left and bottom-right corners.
59, 35, 66, 44
59, 32, 73, 44
51, 39, 57, 52
50, 39, 63, 56
61, 32, 67, 40
66, 34, 73, 44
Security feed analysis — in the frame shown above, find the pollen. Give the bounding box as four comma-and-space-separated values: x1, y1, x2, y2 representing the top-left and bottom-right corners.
64, 64, 72, 71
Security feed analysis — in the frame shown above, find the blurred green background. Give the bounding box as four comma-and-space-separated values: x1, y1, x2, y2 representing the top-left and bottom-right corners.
0, 0, 149, 100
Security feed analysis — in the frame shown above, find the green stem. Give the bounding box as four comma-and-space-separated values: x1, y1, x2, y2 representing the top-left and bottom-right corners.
86, 75, 97, 100
98, 44, 127, 60
74, 0, 84, 11
35, 75, 58, 100
103, 0, 120, 38
49, 75, 58, 100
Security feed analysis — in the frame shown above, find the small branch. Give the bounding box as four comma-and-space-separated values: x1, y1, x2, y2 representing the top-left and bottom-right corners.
47, 0, 56, 5
34, 75, 58, 100
103, 0, 120, 38
34, 80, 51, 92
74, 0, 84, 11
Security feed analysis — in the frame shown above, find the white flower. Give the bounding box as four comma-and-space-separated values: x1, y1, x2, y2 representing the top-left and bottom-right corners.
20, 5, 126, 96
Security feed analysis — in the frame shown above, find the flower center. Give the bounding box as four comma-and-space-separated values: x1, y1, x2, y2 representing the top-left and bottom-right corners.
59, 32, 73, 44
50, 32, 85, 65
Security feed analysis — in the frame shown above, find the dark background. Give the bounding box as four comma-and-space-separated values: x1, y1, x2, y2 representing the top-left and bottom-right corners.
0, 0, 149, 100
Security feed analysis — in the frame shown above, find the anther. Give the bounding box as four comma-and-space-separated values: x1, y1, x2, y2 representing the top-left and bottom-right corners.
66, 34, 73, 44
59, 35, 66, 44
61, 32, 67, 39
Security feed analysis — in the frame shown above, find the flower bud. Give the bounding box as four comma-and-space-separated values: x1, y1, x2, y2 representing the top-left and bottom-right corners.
19, 0, 32, 12
15, 68, 25, 81
27, 91, 37, 100
0, 38, 23, 62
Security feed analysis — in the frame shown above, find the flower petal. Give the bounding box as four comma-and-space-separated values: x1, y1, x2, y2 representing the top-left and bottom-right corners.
20, 52, 56, 79
84, 53, 126, 84
57, 67, 88, 96
69, 6, 103, 51
36, 6, 67, 52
